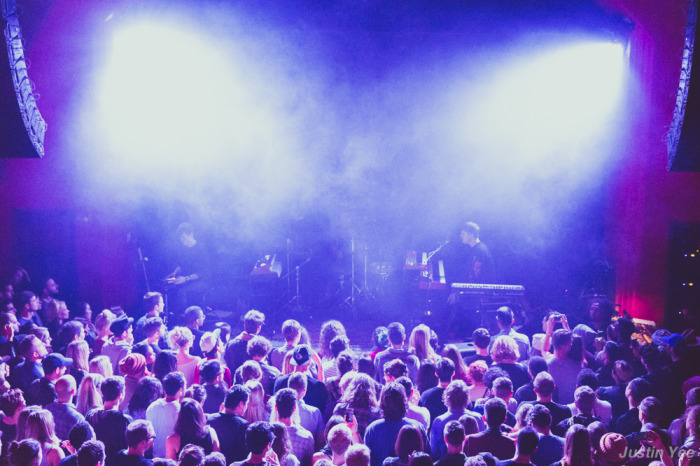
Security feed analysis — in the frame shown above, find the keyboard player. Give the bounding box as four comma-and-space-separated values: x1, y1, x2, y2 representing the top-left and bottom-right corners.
447, 221, 494, 305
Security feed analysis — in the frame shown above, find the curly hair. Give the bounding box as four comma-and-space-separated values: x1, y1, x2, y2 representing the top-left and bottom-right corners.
467, 360, 488, 384
319, 320, 346, 360
340, 373, 378, 410
490, 335, 520, 363
168, 327, 194, 350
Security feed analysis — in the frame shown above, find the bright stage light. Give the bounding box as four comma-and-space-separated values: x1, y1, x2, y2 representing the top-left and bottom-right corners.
468, 40, 627, 166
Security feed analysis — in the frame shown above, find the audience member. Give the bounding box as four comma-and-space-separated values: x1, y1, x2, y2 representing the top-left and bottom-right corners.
374, 323, 420, 383
463, 398, 515, 460
548, 330, 582, 404
419, 358, 454, 425
45, 374, 84, 440
101, 316, 133, 376
489, 307, 530, 362
225, 310, 265, 373
114, 419, 156, 466
165, 398, 220, 459
208, 385, 251, 464
146, 371, 185, 458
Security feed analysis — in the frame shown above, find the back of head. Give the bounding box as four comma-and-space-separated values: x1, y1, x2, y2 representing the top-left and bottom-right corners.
395, 376, 413, 400
435, 357, 455, 383
240, 360, 263, 382
626, 377, 651, 404
100, 376, 125, 403
527, 404, 552, 430
200, 360, 222, 385
225, 385, 251, 410
496, 307, 514, 327
472, 328, 491, 350
490, 335, 520, 362
0, 388, 25, 417
179, 444, 205, 466
443, 380, 469, 411
552, 329, 572, 351
528, 356, 548, 378
288, 372, 308, 394
184, 306, 203, 326
516, 426, 539, 456
345, 444, 371, 466
587, 421, 607, 453
153, 351, 178, 380
245, 421, 274, 455
564, 424, 593, 466
243, 310, 265, 334
203, 452, 227, 466
9, 439, 41, 466
380, 382, 407, 421
143, 292, 163, 313
493, 377, 513, 399
443, 420, 465, 447
330, 336, 350, 359
639, 396, 662, 425
407, 452, 433, 466
328, 424, 353, 456
125, 420, 152, 448
576, 368, 600, 391
395, 424, 424, 459
533, 372, 555, 398
247, 336, 272, 359
337, 350, 357, 376
357, 356, 375, 378
384, 359, 408, 379
77, 440, 105, 466
484, 398, 507, 428
387, 322, 406, 346
68, 421, 94, 451
275, 389, 297, 419
574, 386, 596, 414
162, 372, 186, 397
281, 320, 301, 343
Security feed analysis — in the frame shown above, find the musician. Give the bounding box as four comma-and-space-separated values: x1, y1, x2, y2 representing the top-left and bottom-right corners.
167, 223, 210, 316
447, 222, 494, 305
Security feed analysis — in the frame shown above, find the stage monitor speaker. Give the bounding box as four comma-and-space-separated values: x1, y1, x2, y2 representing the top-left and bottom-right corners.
0, 0, 46, 159
668, 0, 700, 171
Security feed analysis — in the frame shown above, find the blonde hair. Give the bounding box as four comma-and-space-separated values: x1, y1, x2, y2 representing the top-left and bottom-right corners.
89, 356, 113, 378
408, 324, 437, 363
94, 310, 116, 334
490, 335, 520, 363
76, 374, 104, 416
168, 327, 194, 351
66, 340, 89, 372
25, 409, 60, 447
243, 381, 268, 423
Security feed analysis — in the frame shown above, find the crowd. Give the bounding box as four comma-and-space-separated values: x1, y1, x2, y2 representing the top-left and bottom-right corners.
1, 272, 700, 466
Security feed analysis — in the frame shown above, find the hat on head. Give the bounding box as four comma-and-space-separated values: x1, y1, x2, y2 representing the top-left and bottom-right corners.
661, 333, 684, 348
200, 330, 221, 354
291, 345, 312, 366
119, 353, 146, 377
42, 353, 73, 374
599, 432, 627, 464
110, 316, 133, 337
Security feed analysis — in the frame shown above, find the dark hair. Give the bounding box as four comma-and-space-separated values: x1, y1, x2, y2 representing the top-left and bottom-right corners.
435, 357, 455, 383
357, 356, 375, 378
484, 398, 507, 428
9, 439, 41, 466
380, 382, 407, 421
640, 344, 664, 372
527, 356, 548, 378
387, 322, 406, 346
174, 399, 207, 439
639, 396, 662, 424
567, 335, 584, 362
472, 328, 491, 350
516, 426, 539, 456
444, 420, 465, 447
153, 351, 178, 381
101, 376, 125, 402
225, 385, 250, 410
143, 292, 163, 312
200, 360, 223, 384
492, 377, 513, 399
281, 320, 301, 343
288, 373, 308, 393
270, 422, 293, 460
562, 424, 592, 466
483, 367, 508, 390
131, 342, 154, 362
143, 317, 164, 338
162, 372, 186, 397
125, 420, 152, 448
576, 368, 600, 391
59, 321, 84, 344
0, 388, 24, 417
245, 421, 274, 454
179, 444, 205, 466
395, 376, 414, 399
275, 389, 297, 419
330, 335, 350, 359
603, 341, 623, 363
527, 404, 552, 429
243, 310, 265, 334
247, 336, 272, 359
627, 378, 652, 405
551, 329, 572, 350
395, 424, 424, 460
185, 306, 203, 326
77, 440, 105, 466
68, 420, 94, 450
384, 359, 408, 378
337, 350, 356, 375
319, 320, 346, 359
184, 384, 206, 404
496, 307, 514, 327
203, 452, 227, 466
407, 452, 432, 466
16, 291, 36, 311
128, 377, 163, 413
533, 372, 555, 397
416, 360, 438, 393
